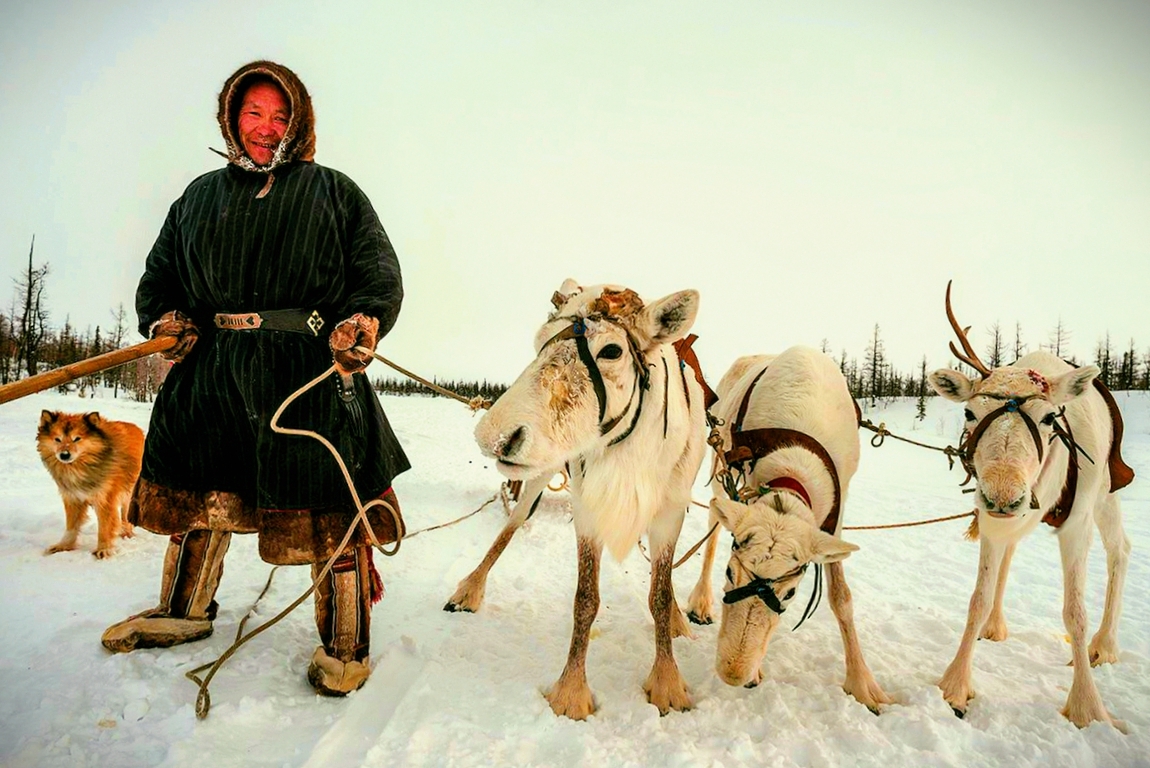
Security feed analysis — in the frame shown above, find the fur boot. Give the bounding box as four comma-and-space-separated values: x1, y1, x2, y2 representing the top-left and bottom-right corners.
307, 546, 377, 696
102, 530, 231, 652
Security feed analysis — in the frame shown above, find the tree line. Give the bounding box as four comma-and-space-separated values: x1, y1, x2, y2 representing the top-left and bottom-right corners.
5, 238, 1149, 406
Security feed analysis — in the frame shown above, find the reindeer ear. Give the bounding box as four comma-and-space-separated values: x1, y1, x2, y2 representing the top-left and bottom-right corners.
810, 530, 858, 564
1048, 365, 1099, 406
929, 369, 974, 402
711, 497, 748, 532
641, 289, 699, 345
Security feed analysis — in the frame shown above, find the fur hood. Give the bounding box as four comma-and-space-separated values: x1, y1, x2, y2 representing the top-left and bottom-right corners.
216, 60, 316, 173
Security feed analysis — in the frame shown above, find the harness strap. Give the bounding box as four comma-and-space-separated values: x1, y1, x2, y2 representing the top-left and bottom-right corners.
572, 332, 608, 424
961, 397, 1044, 465
723, 360, 843, 534
764, 477, 812, 509
1043, 411, 1080, 528
672, 334, 718, 412
1093, 379, 1135, 492
732, 366, 769, 433
605, 376, 645, 447
726, 428, 843, 535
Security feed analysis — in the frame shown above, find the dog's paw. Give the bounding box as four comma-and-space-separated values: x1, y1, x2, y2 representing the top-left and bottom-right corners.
92, 547, 115, 560
45, 543, 75, 555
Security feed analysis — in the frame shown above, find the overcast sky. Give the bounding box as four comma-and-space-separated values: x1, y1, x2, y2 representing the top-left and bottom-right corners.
2, 0, 1148, 383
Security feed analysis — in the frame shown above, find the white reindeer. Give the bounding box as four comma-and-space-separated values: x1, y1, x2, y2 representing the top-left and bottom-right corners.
470, 279, 707, 719
686, 346, 891, 712
928, 283, 1133, 729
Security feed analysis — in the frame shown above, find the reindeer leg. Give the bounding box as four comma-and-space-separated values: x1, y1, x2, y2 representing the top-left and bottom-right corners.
1058, 517, 1122, 730
643, 510, 692, 714
826, 560, 891, 713
46, 498, 88, 555
445, 476, 549, 613
545, 535, 601, 720
1088, 494, 1129, 666
940, 534, 1004, 718
979, 542, 1015, 641
686, 506, 721, 625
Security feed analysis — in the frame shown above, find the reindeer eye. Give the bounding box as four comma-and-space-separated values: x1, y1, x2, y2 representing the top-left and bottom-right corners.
964, 408, 975, 422
596, 344, 623, 360
1041, 412, 1056, 426
784, 588, 796, 601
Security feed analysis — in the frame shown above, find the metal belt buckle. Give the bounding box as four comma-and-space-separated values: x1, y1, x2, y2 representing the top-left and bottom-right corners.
215, 312, 262, 330
306, 310, 325, 336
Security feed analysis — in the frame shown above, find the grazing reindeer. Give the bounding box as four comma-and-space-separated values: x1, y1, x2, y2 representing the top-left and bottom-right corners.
687, 347, 891, 712
929, 282, 1134, 729
470, 280, 707, 719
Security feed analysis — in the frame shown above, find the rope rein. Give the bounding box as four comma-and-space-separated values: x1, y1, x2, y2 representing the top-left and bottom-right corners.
858, 417, 965, 469
188, 364, 406, 718
357, 346, 493, 412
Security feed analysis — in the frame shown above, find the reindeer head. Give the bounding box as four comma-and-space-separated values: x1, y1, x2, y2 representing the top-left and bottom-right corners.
475, 280, 699, 480
710, 494, 858, 687
928, 282, 1099, 519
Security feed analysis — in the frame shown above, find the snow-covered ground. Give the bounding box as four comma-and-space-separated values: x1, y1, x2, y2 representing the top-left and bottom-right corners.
1, 383, 1148, 768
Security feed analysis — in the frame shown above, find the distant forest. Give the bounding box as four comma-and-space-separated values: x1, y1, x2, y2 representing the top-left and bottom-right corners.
4, 237, 1149, 406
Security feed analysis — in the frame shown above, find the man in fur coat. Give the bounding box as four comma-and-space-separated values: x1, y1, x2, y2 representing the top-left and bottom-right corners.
101, 60, 409, 697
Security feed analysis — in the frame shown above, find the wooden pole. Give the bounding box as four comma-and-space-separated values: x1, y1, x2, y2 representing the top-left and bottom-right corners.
0, 336, 177, 405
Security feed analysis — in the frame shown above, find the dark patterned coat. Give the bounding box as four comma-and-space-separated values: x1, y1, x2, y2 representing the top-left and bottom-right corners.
131, 62, 409, 561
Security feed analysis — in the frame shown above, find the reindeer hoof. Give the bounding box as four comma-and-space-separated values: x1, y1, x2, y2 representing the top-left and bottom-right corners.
686, 611, 713, 626
443, 601, 475, 613
951, 707, 966, 719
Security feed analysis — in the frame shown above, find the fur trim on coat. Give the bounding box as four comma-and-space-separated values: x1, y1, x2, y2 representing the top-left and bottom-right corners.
129, 478, 404, 566
217, 60, 317, 173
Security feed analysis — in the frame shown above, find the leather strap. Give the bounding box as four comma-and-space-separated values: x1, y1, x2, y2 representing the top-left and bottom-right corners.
726, 427, 843, 535
213, 308, 326, 336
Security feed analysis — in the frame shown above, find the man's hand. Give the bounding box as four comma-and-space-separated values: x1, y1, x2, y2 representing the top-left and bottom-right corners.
151, 310, 199, 363
329, 313, 379, 374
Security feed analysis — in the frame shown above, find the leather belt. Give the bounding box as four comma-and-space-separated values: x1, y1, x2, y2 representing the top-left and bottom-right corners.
213, 309, 326, 336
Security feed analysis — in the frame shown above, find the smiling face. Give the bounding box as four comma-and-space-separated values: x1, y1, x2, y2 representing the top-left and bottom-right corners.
237, 80, 290, 167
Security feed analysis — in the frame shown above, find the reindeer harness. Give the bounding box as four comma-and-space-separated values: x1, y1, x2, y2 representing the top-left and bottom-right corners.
717, 362, 836, 625
540, 297, 714, 491
961, 380, 1134, 528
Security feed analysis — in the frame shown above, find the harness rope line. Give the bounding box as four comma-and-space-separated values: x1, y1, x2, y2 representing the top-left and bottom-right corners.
858, 417, 965, 468
187, 360, 509, 718
358, 346, 493, 412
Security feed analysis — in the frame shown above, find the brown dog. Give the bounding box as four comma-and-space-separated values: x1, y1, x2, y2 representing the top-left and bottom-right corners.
36, 411, 145, 559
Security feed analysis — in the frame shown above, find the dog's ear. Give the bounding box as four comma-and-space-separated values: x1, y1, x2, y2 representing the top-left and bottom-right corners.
83, 412, 103, 428
39, 410, 57, 431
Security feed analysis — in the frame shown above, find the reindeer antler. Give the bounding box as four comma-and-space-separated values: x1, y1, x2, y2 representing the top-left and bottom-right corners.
945, 280, 992, 378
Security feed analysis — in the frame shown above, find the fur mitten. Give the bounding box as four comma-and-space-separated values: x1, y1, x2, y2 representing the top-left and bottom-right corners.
150, 310, 199, 362
329, 313, 379, 374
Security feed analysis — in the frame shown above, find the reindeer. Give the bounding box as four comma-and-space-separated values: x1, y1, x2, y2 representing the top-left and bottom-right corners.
467, 279, 707, 719
686, 347, 891, 712
928, 282, 1134, 730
